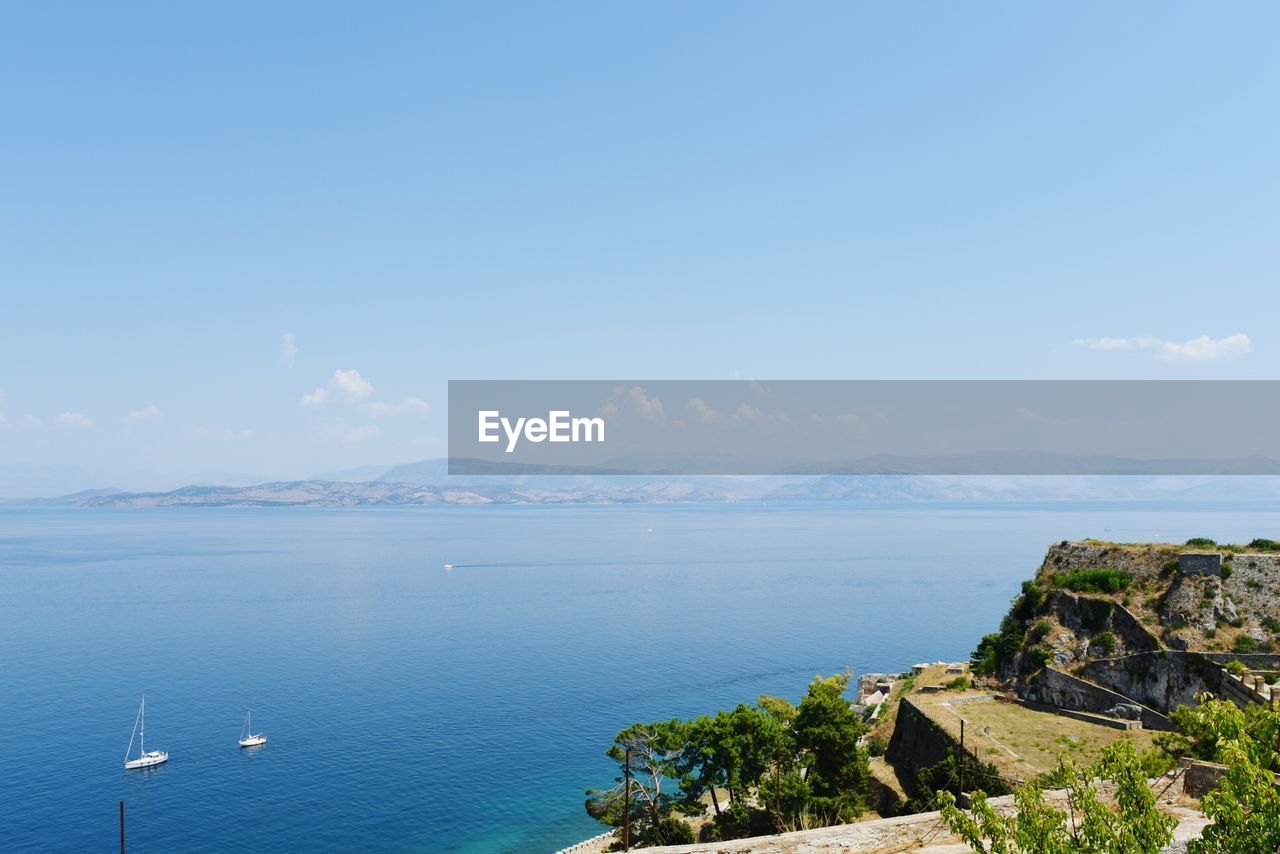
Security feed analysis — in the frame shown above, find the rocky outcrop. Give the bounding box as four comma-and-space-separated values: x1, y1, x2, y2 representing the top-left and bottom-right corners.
1042, 591, 1160, 665
1039, 540, 1177, 586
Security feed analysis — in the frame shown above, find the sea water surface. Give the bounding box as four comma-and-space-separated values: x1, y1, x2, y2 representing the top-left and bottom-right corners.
3, 502, 1279, 852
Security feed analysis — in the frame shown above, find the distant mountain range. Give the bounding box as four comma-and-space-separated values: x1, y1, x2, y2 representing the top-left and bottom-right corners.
6, 459, 1280, 507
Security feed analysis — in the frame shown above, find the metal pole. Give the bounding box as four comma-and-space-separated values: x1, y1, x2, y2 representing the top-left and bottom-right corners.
119, 800, 125, 854
958, 719, 965, 799
623, 747, 631, 851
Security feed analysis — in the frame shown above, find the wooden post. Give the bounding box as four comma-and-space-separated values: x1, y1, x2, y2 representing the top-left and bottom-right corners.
119, 800, 125, 854
622, 747, 631, 852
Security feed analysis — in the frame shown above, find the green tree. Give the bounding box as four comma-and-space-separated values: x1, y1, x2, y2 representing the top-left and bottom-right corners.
1183, 698, 1280, 853
587, 676, 873, 844
678, 704, 784, 816
939, 741, 1175, 853
792, 672, 871, 824
586, 720, 697, 848
757, 764, 811, 832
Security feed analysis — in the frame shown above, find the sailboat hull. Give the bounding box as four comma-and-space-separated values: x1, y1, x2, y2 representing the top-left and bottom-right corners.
239, 735, 267, 747
124, 751, 169, 770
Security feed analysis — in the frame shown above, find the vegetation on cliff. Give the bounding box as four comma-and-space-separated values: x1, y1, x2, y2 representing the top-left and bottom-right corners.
585, 673, 872, 847
584, 537, 1280, 848
945, 536, 1280, 852
941, 698, 1280, 853
972, 537, 1280, 677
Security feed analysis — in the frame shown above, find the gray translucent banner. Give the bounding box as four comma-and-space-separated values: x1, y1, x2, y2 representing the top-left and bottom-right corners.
447, 381, 1280, 475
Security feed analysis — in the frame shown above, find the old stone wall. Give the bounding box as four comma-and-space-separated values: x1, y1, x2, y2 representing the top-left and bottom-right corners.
1080, 651, 1280, 714
883, 699, 956, 795
1025, 666, 1173, 730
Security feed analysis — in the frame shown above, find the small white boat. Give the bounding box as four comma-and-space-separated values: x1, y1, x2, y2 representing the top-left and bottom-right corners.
123, 695, 169, 770
442, 563, 454, 571
239, 709, 266, 748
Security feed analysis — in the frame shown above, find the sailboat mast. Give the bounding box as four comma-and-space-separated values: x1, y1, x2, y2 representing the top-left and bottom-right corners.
140, 695, 144, 755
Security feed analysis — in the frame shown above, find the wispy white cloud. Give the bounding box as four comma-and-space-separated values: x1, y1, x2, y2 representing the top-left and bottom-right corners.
686, 397, 722, 422
301, 387, 328, 406
282, 333, 298, 366
600, 386, 666, 423
22, 414, 42, 429
334, 369, 374, 400
54, 411, 95, 429
301, 368, 375, 407
300, 368, 426, 426
121, 404, 162, 424
1072, 333, 1252, 362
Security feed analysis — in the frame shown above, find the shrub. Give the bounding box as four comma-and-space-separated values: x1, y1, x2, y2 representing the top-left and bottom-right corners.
1262, 617, 1280, 633
939, 742, 1175, 852
1093, 632, 1117, 655
1247, 538, 1280, 552
1186, 537, 1217, 547
1051, 567, 1132, 594
1012, 580, 1045, 620
1234, 636, 1258, 654
1028, 647, 1053, 669
865, 736, 888, 757
909, 754, 1009, 813
945, 676, 970, 691
972, 595, 1036, 676
1220, 565, 1233, 581
1028, 620, 1052, 644
1225, 659, 1247, 677
1138, 747, 1178, 778
644, 816, 694, 847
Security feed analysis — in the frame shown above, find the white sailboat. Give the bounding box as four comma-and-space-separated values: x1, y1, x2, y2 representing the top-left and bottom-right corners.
123, 695, 169, 770
239, 709, 266, 748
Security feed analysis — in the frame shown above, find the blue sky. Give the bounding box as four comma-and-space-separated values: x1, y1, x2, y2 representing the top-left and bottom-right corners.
2, 2, 1278, 490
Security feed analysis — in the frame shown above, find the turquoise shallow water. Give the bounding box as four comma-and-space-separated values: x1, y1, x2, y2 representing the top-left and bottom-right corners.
2, 502, 1278, 852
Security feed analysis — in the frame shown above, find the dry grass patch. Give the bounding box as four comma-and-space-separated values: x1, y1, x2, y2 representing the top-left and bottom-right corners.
912, 692, 1159, 783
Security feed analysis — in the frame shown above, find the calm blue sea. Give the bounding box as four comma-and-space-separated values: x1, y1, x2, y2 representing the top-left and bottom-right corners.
2, 502, 1278, 852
